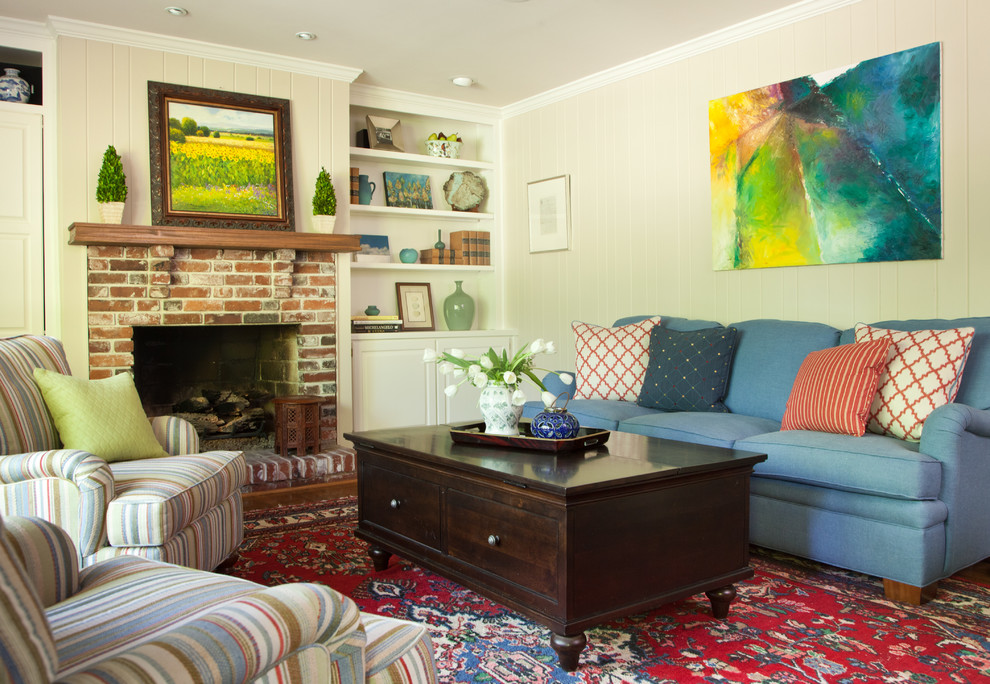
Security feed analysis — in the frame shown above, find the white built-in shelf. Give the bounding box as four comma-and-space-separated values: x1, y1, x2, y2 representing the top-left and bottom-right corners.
349, 204, 493, 221
349, 147, 494, 171
350, 261, 493, 272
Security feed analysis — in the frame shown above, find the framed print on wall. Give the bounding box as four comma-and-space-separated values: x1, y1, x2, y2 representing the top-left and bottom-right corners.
528, 175, 571, 253
396, 282, 435, 331
148, 81, 294, 231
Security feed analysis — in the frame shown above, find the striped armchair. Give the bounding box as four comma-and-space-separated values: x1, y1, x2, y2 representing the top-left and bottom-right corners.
0, 335, 245, 570
0, 514, 437, 683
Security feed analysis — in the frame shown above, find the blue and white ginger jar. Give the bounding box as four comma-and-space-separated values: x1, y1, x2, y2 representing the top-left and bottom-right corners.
0, 68, 31, 103
530, 406, 581, 440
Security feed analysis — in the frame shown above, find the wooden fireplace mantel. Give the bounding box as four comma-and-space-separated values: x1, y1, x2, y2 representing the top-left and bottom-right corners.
68, 223, 361, 253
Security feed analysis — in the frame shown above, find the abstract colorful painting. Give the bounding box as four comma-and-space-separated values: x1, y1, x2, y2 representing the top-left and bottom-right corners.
709, 42, 942, 270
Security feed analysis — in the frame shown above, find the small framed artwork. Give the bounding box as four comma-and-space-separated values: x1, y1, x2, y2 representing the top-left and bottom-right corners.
354, 234, 391, 263
366, 115, 404, 152
528, 174, 571, 253
395, 282, 435, 331
384, 172, 433, 209
148, 81, 294, 231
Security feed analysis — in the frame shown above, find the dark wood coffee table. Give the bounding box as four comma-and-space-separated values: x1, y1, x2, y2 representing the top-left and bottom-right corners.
344, 424, 767, 671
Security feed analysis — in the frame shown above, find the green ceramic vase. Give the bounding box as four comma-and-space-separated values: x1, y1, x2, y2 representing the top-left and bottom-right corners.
443, 280, 475, 331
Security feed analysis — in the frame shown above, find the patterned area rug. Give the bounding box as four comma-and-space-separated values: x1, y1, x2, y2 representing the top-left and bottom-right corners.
229, 497, 990, 683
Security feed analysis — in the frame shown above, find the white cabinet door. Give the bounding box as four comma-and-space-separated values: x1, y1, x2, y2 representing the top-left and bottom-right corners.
352, 337, 437, 431
438, 335, 513, 424
0, 110, 43, 336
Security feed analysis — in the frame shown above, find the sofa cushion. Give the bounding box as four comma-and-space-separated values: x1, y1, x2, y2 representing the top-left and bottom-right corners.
0, 335, 72, 455
33, 370, 169, 463
724, 320, 841, 422
618, 412, 780, 449
522, 399, 658, 431
781, 339, 892, 436
573, 317, 661, 401
738, 430, 940, 500
855, 324, 975, 441
637, 326, 738, 413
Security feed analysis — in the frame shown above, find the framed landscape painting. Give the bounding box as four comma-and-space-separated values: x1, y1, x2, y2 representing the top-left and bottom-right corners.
384, 172, 433, 210
709, 42, 942, 270
148, 81, 294, 231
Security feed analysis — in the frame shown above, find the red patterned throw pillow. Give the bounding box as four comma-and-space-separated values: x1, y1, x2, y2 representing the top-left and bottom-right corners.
573, 317, 662, 401
855, 323, 975, 441
781, 339, 892, 436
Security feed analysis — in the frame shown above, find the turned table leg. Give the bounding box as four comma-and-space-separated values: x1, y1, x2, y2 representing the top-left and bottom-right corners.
705, 584, 738, 619
369, 546, 392, 571
551, 632, 587, 672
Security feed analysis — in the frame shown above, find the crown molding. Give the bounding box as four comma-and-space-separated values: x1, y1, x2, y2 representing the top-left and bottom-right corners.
0, 16, 55, 46
47, 16, 363, 83
350, 83, 501, 124
501, 0, 861, 118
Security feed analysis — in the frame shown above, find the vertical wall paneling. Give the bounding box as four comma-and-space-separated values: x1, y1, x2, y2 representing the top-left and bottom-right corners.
501, 0, 982, 371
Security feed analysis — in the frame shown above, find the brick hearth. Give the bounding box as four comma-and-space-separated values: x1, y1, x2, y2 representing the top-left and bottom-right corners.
85, 243, 342, 448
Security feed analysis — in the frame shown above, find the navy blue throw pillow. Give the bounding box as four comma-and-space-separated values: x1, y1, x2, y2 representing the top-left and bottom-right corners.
636, 326, 739, 412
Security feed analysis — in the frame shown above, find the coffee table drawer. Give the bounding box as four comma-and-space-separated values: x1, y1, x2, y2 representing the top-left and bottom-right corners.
446, 489, 559, 598
362, 463, 440, 548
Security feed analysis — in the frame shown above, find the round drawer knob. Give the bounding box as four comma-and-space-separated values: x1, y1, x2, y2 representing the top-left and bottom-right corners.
487, 534, 500, 546
390, 498, 400, 510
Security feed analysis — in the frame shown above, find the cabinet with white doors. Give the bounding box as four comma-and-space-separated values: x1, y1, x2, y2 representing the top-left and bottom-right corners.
350, 330, 514, 431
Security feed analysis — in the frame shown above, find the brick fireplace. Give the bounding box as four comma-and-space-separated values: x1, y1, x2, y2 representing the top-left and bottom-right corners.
73, 223, 360, 460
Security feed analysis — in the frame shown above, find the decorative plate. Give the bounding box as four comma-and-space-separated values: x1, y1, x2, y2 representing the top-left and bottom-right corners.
443, 171, 488, 212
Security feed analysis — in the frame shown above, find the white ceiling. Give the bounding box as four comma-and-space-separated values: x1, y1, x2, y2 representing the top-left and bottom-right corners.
0, 0, 802, 108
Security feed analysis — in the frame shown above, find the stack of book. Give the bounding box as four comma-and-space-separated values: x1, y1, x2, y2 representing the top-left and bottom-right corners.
449, 230, 491, 265
419, 248, 458, 264
351, 315, 402, 333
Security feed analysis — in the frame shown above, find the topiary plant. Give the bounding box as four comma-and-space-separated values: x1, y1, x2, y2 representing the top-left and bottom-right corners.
96, 145, 128, 203
312, 167, 337, 216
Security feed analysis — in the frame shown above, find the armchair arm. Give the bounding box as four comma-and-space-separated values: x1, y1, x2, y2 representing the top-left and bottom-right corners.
150, 415, 201, 455
3, 515, 78, 606
919, 403, 990, 573
0, 450, 114, 558
58, 583, 365, 684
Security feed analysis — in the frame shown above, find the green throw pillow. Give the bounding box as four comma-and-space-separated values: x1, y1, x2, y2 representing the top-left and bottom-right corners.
32, 369, 169, 463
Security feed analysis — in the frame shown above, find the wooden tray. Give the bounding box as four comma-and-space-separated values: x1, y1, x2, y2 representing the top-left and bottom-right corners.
449, 421, 610, 452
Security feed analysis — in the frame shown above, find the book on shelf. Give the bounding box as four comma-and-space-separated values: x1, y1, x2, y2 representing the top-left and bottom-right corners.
449, 230, 490, 265
351, 314, 399, 321
352, 320, 403, 333
419, 248, 458, 264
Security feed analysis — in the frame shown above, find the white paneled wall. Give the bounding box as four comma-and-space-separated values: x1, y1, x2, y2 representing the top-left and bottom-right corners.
55, 36, 351, 371
502, 0, 986, 371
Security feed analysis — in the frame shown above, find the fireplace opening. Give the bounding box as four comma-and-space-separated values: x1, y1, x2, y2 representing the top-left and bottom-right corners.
132, 325, 299, 447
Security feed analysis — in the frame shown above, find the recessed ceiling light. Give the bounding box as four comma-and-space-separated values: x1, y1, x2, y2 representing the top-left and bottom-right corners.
452, 76, 474, 87
164, 6, 188, 16
295, 31, 317, 41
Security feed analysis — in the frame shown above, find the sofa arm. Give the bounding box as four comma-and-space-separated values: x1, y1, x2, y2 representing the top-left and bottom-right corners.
919, 403, 990, 573
3, 515, 78, 607
150, 415, 201, 456
0, 450, 114, 558
57, 583, 365, 684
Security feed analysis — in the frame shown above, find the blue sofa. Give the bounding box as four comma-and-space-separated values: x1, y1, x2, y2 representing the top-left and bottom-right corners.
524, 315, 990, 603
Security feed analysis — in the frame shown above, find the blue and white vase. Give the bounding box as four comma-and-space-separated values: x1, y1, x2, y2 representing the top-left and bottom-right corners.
530, 406, 581, 440
0, 68, 31, 103
478, 383, 523, 436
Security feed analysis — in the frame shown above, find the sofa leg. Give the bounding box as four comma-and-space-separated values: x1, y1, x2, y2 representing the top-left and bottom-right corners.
882, 578, 938, 604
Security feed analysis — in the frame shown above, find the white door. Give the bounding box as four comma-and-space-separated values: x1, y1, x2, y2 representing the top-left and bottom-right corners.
0, 110, 43, 336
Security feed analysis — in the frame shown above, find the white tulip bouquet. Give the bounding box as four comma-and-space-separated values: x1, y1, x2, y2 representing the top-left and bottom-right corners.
423, 339, 573, 407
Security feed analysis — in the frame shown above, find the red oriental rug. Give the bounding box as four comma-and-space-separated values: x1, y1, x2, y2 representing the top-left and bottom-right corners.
227, 497, 990, 683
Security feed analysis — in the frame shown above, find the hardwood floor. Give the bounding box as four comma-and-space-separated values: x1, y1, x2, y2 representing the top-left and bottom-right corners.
241, 476, 990, 585
242, 476, 357, 512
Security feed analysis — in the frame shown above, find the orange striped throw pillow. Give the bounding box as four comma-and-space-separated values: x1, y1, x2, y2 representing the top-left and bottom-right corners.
781, 339, 892, 436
